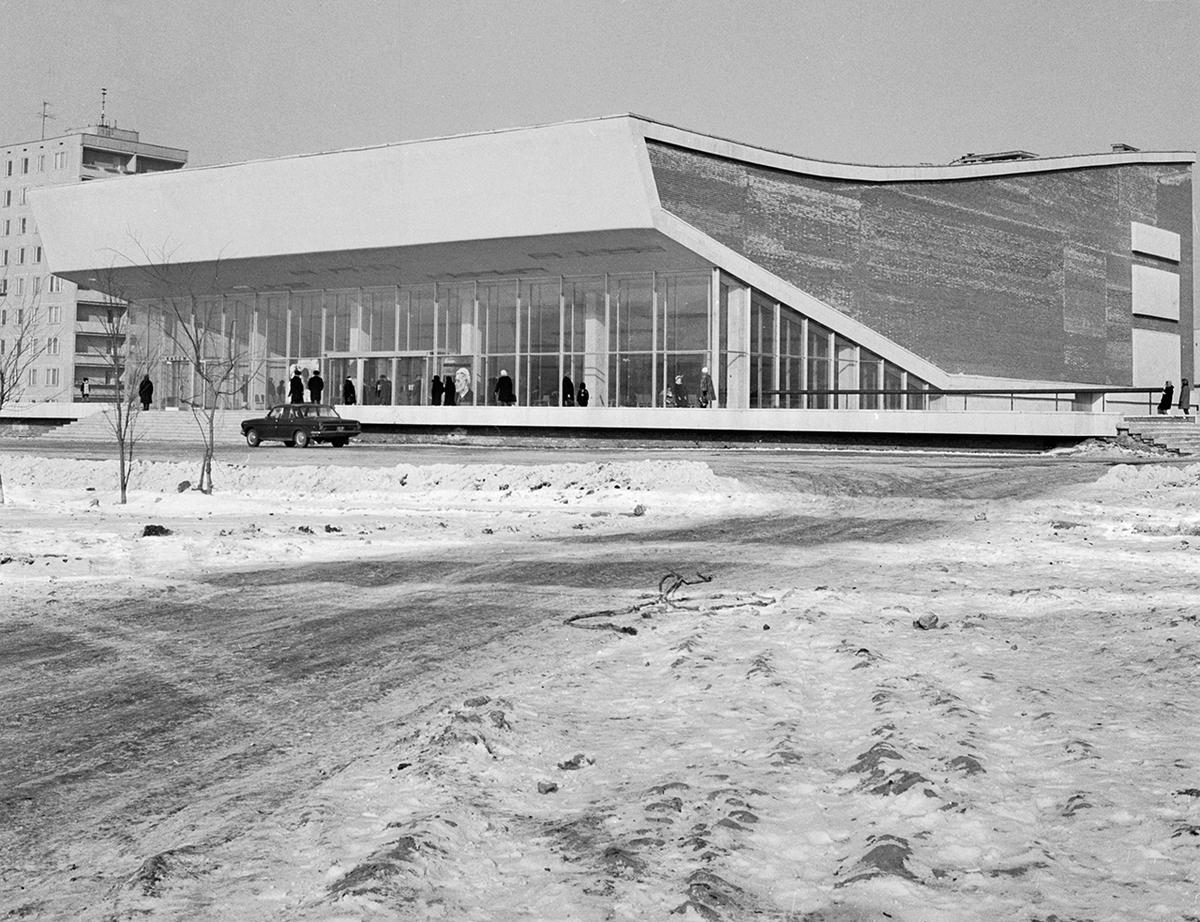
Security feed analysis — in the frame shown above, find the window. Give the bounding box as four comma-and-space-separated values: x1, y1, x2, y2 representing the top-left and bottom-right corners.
0, 280, 5, 297
2, 190, 10, 207
4, 160, 11, 177
19, 218, 27, 234
2, 220, 8, 235
34, 246, 41, 263
48, 305, 61, 323
48, 276, 64, 293
47, 367, 59, 386
1, 249, 6, 265
32, 275, 40, 294
27, 368, 36, 386
17, 247, 24, 265
0, 309, 5, 323
54, 151, 67, 169
20, 188, 27, 205
37, 154, 45, 172
15, 278, 24, 297
47, 337, 60, 355
21, 157, 29, 175
17, 307, 24, 323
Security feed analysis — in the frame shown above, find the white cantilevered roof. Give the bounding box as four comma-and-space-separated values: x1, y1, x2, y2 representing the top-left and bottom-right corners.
30, 116, 660, 280
31, 112, 1193, 282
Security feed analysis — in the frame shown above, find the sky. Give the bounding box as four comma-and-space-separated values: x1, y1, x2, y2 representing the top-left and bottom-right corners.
0, 0, 1195, 169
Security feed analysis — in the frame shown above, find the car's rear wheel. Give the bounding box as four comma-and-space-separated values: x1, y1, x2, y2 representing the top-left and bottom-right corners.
294, 430, 310, 448
245, 428, 261, 447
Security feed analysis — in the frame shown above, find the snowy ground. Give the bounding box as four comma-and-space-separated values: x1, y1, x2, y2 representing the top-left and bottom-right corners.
1, 448, 1198, 921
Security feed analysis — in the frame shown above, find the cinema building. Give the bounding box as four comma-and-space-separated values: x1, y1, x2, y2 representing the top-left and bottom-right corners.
28, 115, 1195, 442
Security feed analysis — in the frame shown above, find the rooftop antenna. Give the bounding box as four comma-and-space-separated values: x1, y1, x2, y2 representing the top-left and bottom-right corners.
36, 101, 57, 140
98, 87, 109, 130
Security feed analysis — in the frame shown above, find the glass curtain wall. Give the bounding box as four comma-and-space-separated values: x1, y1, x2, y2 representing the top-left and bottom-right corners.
478, 281, 518, 406
749, 291, 775, 408
523, 278, 561, 406
658, 273, 709, 408
142, 269, 934, 414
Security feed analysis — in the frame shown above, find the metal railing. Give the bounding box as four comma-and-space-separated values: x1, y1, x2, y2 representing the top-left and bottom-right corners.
762, 387, 1189, 415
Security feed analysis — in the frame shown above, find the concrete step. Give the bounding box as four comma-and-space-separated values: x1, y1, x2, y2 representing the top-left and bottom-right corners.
35, 409, 246, 444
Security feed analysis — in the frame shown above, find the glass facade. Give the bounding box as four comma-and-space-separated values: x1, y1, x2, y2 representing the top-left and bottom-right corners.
134, 267, 932, 412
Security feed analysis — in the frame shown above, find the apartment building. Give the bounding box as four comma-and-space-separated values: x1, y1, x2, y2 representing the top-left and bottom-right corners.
0, 122, 187, 402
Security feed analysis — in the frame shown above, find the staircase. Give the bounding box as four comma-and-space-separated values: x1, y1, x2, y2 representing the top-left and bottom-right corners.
34, 408, 247, 446
1120, 416, 1200, 455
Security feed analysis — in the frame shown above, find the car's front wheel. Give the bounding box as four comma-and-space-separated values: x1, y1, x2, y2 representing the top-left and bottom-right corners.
245, 428, 261, 447
294, 429, 310, 448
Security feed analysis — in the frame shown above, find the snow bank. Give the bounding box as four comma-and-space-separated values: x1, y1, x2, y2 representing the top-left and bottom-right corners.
0, 452, 751, 515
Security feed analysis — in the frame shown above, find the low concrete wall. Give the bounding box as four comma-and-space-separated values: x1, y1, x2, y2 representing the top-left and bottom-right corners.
345, 405, 1123, 439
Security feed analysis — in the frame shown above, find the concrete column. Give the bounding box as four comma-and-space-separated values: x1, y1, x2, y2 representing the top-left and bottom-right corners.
584, 279, 608, 405
725, 281, 750, 409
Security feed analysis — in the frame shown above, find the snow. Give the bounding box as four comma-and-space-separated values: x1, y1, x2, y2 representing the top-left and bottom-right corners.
2, 450, 1199, 920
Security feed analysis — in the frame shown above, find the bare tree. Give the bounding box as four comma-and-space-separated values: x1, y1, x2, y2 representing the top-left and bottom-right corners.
85, 271, 157, 504
0, 291, 47, 410
114, 246, 260, 495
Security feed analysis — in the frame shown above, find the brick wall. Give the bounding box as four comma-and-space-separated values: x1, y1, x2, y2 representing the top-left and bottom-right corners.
648, 142, 1193, 384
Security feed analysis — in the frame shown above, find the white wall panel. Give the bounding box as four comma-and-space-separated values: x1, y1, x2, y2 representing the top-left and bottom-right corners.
1131, 222, 1181, 262
1132, 264, 1181, 321
1132, 328, 1181, 386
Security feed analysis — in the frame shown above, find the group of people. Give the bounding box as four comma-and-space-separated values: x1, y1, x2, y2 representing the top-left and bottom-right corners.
286, 367, 325, 405
666, 366, 715, 408
77, 375, 156, 411
1157, 378, 1192, 415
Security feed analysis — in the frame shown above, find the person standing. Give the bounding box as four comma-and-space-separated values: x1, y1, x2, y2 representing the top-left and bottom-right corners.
561, 375, 575, 407
1178, 378, 1191, 415
79, 378, 90, 401
431, 374, 444, 406
1158, 380, 1174, 415
377, 373, 392, 406
289, 368, 305, 404
307, 368, 325, 404
343, 376, 356, 405
494, 369, 516, 406
576, 381, 589, 407
138, 374, 154, 411
671, 374, 689, 408
698, 366, 714, 408
442, 374, 456, 406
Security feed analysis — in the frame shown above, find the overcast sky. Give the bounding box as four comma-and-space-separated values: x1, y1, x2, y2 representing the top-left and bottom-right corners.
1, 0, 1195, 168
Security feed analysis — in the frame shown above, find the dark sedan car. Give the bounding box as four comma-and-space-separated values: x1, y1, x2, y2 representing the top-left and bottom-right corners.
241, 404, 361, 448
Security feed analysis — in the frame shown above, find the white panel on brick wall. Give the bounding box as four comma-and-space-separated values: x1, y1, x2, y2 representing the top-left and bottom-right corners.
1131, 222, 1181, 262
1132, 264, 1180, 321
1132, 328, 1181, 386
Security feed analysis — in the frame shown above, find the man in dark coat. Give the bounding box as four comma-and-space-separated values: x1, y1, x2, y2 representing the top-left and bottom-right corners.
138, 375, 154, 411
431, 374, 444, 406
343, 377, 356, 405
1178, 378, 1191, 415
576, 381, 589, 407
561, 375, 575, 407
289, 369, 305, 404
494, 369, 516, 406
308, 369, 324, 404
442, 374, 456, 406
